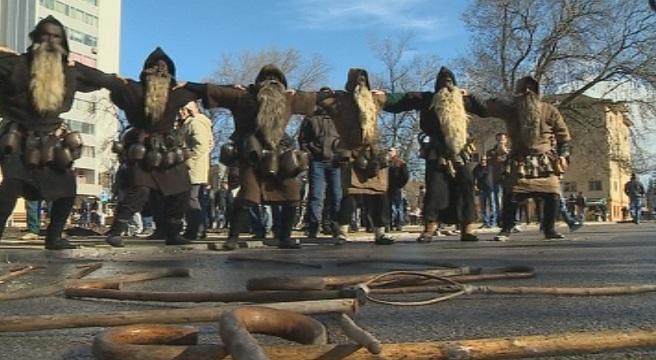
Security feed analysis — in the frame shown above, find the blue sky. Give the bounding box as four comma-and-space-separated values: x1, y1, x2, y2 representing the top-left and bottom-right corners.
120, 0, 473, 87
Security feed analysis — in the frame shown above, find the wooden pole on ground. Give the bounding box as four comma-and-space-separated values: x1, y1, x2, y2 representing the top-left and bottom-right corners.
92, 326, 656, 360
0, 267, 188, 301
0, 265, 43, 284
64, 287, 357, 303
0, 298, 358, 332
246, 267, 473, 291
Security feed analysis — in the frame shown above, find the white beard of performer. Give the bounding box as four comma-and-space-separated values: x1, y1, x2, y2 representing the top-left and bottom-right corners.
354, 83, 378, 145
144, 71, 171, 123
516, 90, 542, 147
256, 80, 288, 150
430, 86, 469, 156
30, 42, 66, 114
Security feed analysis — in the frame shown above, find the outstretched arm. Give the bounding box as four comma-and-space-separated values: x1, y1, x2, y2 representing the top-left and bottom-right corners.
382, 92, 431, 113
0, 48, 20, 83
184, 82, 244, 111
290, 90, 317, 115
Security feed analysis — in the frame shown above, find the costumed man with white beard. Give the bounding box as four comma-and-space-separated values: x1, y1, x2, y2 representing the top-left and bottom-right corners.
384, 67, 487, 242
0, 16, 112, 249
183, 65, 317, 250
318, 68, 395, 245
77, 47, 203, 247
484, 76, 571, 241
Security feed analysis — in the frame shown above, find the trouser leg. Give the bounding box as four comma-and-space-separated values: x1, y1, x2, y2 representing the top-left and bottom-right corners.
27, 200, 41, 234
184, 184, 202, 240
107, 186, 150, 247
45, 196, 74, 242
307, 161, 326, 237
541, 193, 559, 235
0, 179, 22, 240
163, 190, 189, 242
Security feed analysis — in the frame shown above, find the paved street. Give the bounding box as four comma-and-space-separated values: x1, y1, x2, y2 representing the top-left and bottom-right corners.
1, 221, 655, 359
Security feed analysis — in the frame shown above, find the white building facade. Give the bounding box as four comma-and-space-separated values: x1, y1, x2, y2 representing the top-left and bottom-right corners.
0, 0, 122, 202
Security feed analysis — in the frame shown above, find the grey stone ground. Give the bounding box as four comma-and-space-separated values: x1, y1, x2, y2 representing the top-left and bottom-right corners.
0, 221, 655, 359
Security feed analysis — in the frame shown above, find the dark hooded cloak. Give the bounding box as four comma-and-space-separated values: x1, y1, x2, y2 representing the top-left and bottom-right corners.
74, 47, 201, 195
183, 65, 316, 204
382, 66, 487, 224
0, 16, 112, 200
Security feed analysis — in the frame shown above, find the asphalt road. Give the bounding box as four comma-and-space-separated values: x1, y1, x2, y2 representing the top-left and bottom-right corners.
0, 221, 655, 359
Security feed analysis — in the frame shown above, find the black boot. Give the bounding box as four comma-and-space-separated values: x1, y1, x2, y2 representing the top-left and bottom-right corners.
165, 222, 191, 245
45, 238, 77, 250
183, 209, 202, 240
278, 206, 301, 249
106, 220, 127, 247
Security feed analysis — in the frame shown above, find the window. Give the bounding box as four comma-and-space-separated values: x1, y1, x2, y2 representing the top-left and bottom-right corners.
81, 146, 95, 158
563, 182, 577, 193
589, 180, 602, 191
54, 1, 69, 15
40, 0, 55, 10
84, 14, 98, 27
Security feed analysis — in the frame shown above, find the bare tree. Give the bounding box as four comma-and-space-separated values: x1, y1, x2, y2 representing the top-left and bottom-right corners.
458, 0, 656, 172
204, 48, 331, 165
368, 33, 441, 178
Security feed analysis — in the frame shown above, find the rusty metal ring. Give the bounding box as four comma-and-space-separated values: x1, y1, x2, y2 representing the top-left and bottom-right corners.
92, 324, 227, 360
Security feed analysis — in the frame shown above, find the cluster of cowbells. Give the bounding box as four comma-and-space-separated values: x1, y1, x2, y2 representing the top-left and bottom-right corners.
220, 134, 309, 179
0, 123, 82, 169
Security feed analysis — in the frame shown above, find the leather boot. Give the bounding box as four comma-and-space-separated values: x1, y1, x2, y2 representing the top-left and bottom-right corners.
165, 222, 191, 245
106, 220, 127, 247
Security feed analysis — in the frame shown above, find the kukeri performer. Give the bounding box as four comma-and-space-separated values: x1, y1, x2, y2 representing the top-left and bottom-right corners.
384, 67, 487, 242
77, 47, 202, 247
485, 76, 571, 241
318, 68, 395, 245
183, 65, 316, 250
0, 16, 113, 249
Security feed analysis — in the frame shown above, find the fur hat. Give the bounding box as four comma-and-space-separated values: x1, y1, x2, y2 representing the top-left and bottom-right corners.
345, 68, 370, 92
435, 66, 457, 91
515, 76, 540, 95
255, 64, 288, 89
29, 15, 70, 54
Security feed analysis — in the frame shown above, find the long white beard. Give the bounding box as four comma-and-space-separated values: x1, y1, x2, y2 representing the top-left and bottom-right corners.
144, 73, 171, 123
431, 86, 469, 155
30, 43, 66, 114
516, 91, 542, 146
256, 81, 288, 149
354, 84, 378, 145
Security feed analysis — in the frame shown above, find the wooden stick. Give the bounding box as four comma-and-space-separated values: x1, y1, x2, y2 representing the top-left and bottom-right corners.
0, 298, 358, 332
69, 262, 103, 279
246, 267, 472, 291
0, 265, 43, 284
338, 314, 382, 354
0, 267, 189, 302
91, 326, 656, 360
64, 287, 355, 303
471, 284, 656, 296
